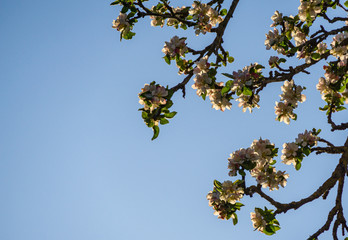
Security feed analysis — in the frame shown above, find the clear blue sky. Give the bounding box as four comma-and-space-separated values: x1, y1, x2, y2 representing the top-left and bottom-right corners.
0, 1, 347, 240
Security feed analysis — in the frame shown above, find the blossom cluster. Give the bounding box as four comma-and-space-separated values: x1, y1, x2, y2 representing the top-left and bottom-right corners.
138, 83, 168, 114
192, 56, 232, 111
298, 0, 322, 23
206, 180, 244, 221
232, 63, 262, 112
188, 2, 223, 35
275, 80, 306, 124
330, 32, 348, 65
316, 61, 348, 108
281, 130, 318, 169
250, 209, 267, 232
228, 138, 288, 191
149, 5, 167, 27
265, 28, 285, 54
250, 207, 280, 235
266, 10, 313, 61
112, 13, 131, 38
162, 36, 188, 58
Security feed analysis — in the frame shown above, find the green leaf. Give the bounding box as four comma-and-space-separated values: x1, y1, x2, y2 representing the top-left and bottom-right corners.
295, 161, 302, 170
220, 9, 227, 16
238, 169, 246, 176
222, 73, 234, 79
122, 31, 135, 40
160, 118, 169, 125
165, 100, 173, 109
263, 225, 275, 235
232, 213, 238, 225
303, 147, 311, 156
311, 53, 321, 60
110, 0, 121, 5
273, 225, 281, 231
164, 111, 177, 119
164, 55, 171, 65
201, 92, 206, 100
121, 6, 129, 13
235, 202, 244, 208
213, 180, 222, 189
221, 86, 230, 96
242, 86, 252, 96
242, 161, 256, 170
151, 125, 160, 140
255, 64, 265, 69
319, 105, 329, 111
279, 58, 286, 63
142, 111, 148, 119
228, 56, 234, 63
337, 106, 347, 111
345, 1, 348, 7
208, 68, 217, 77
289, 47, 298, 54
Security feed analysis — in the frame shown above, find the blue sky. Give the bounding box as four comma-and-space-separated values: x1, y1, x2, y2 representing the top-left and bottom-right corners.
1, 0, 347, 240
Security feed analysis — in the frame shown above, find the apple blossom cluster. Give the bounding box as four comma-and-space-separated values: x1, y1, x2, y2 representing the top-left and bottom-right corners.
138, 81, 177, 140
166, 6, 188, 28
188, 2, 223, 35
162, 36, 188, 58
298, 0, 322, 23
281, 129, 319, 170
275, 80, 306, 124
265, 10, 317, 62
220, 63, 263, 113
207, 87, 233, 111
161, 36, 192, 75
149, 4, 191, 29
330, 32, 348, 64
206, 180, 244, 221
139, 83, 168, 113
112, 13, 131, 38
316, 59, 348, 111
265, 28, 285, 54
250, 207, 280, 235
191, 56, 232, 111
228, 138, 289, 191
250, 209, 267, 232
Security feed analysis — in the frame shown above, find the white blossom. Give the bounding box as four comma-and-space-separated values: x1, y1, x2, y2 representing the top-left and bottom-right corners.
270, 11, 283, 27
228, 148, 257, 176
251, 138, 273, 161
268, 56, 279, 66
317, 42, 327, 54
330, 32, 348, 59
189, 2, 223, 35
281, 142, 299, 166
208, 88, 232, 112
275, 101, 296, 124
112, 13, 130, 32
296, 130, 317, 147
192, 73, 212, 96
162, 36, 188, 58
292, 27, 307, 46
280, 80, 306, 107
193, 56, 210, 74
265, 28, 281, 50
219, 181, 244, 204
251, 164, 288, 191
250, 210, 267, 232
298, 0, 322, 22
138, 84, 168, 112
236, 94, 260, 113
